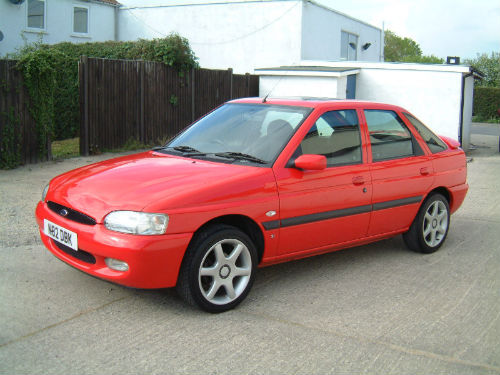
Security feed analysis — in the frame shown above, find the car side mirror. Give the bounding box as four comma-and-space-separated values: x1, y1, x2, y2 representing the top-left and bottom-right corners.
294, 154, 327, 170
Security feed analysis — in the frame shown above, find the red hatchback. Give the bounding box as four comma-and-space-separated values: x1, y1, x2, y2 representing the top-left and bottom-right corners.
36, 98, 468, 312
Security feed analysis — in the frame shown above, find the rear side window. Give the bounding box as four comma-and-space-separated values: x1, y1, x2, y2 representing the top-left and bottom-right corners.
364, 110, 417, 161
403, 113, 448, 154
300, 109, 362, 167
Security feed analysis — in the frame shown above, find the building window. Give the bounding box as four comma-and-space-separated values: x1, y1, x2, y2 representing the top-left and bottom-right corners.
27, 0, 45, 29
73, 6, 89, 34
340, 31, 358, 61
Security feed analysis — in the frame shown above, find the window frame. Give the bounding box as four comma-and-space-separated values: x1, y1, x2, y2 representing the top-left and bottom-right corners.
297, 109, 363, 168
26, 0, 46, 31
364, 109, 423, 162
72, 4, 90, 35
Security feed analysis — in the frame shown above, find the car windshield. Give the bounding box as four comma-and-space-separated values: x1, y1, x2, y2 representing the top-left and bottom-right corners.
166, 103, 311, 164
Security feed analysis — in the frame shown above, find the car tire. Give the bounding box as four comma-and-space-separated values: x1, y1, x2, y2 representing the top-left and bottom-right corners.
403, 193, 450, 253
176, 224, 257, 313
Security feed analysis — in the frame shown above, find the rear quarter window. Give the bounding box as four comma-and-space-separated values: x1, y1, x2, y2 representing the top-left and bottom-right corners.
403, 113, 448, 154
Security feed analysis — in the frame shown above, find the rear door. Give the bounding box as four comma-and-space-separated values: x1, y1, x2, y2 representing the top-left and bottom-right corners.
362, 109, 434, 236
273, 108, 372, 255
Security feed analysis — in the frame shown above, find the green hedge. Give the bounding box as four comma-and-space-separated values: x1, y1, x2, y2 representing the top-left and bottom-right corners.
15, 34, 198, 141
473, 86, 500, 121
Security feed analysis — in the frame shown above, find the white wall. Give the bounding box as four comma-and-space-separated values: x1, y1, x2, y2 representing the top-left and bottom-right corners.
336, 75, 348, 98
260, 75, 340, 98
118, 0, 303, 74
355, 68, 464, 141
0, 0, 116, 56
301, 2, 382, 62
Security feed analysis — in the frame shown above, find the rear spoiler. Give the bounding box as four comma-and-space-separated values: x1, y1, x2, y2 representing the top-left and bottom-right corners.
439, 135, 461, 150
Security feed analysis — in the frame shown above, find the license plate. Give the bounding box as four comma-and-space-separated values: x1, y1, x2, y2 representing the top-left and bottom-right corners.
44, 219, 78, 251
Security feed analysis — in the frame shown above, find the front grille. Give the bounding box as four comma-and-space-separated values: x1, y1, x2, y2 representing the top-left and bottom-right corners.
54, 241, 96, 264
48, 201, 96, 226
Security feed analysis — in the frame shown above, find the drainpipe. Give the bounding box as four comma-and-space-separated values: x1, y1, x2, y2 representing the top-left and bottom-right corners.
458, 71, 473, 147
114, 5, 119, 41
381, 21, 385, 62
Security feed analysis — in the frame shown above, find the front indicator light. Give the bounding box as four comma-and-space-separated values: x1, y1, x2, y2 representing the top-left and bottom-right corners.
42, 183, 49, 202
104, 211, 168, 235
105, 258, 129, 272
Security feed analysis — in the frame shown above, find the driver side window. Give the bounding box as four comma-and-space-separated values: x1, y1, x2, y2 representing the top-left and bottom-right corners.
299, 110, 362, 167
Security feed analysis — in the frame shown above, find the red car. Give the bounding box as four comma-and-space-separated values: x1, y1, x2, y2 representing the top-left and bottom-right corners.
36, 98, 468, 312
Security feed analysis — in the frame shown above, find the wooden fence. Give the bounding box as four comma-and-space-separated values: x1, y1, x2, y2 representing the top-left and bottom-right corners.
79, 57, 259, 155
0, 60, 50, 167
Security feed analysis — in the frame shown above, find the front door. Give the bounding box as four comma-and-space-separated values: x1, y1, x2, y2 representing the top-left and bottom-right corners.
274, 109, 372, 255
346, 75, 356, 99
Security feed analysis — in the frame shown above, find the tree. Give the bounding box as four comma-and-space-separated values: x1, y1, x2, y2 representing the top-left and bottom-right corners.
384, 30, 444, 64
465, 52, 500, 87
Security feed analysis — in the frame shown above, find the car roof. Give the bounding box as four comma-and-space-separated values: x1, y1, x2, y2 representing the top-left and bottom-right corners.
229, 97, 409, 113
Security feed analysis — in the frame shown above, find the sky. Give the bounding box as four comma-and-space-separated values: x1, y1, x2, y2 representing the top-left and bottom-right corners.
316, 0, 500, 60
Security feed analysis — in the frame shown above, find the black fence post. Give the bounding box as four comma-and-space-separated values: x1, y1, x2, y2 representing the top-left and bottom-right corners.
191, 68, 196, 123
228, 68, 233, 100
140, 60, 145, 144
245, 73, 250, 97
80, 55, 89, 156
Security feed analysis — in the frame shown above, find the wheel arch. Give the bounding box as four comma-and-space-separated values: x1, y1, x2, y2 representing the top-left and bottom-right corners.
426, 186, 451, 204
191, 214, 265, 263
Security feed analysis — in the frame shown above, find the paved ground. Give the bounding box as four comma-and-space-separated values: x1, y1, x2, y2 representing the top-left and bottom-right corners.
1, 130, 499, 374
472, 122, 500, 137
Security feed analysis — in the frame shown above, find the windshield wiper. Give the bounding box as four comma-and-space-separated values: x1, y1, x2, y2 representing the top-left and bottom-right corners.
215, 152, 267, 164
156, 145, 207, 157
152, 145, 167, 151
171, 145, 202, 153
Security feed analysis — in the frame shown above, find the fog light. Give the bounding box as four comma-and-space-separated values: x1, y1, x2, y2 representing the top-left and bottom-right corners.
105, 258, 129, 272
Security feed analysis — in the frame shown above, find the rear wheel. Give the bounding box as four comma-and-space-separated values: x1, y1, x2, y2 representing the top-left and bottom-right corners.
403, 193, 450, 253
176, 224, 257, 313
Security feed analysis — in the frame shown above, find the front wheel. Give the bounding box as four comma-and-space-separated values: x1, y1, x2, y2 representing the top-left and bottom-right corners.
403, 193, 450, 253
176, 224, 257, 313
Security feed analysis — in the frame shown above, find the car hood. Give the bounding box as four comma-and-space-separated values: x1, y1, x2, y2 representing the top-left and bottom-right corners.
48, 151, 276, 222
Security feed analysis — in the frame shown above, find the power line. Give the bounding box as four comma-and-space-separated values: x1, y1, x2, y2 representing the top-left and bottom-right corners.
122, 1, 300, 45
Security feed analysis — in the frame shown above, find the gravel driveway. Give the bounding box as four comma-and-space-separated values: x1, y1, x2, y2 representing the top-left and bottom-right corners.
1, 135, 499, 375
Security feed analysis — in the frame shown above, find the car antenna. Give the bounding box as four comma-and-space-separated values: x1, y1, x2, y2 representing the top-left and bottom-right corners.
261, 67, 288, 103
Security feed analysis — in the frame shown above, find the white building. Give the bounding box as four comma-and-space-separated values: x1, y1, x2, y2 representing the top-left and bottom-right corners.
117, 0, 383, 73
0, 0, 119, 56
1, 0, 477, 148
257, 61, 478, 149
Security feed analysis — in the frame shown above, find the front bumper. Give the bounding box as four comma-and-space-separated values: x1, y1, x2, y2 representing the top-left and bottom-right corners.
36, 201, 192, 288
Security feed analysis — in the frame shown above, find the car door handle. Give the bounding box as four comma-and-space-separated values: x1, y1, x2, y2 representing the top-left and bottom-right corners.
420, 167, 430, 176
352, 176, 365, 185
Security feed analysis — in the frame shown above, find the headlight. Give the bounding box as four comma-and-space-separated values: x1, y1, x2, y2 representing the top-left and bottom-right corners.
104, 211, 168, 235
42, 183, 50, 202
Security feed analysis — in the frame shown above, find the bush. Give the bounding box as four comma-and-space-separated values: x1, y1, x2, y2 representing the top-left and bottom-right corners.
0, 107, 21, 169
12, 34, 198, 141
473, 86, 500, 121
465, 52, 500, 88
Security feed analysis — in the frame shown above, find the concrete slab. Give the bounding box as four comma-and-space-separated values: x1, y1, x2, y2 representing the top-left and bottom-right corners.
1, 140, 499, 374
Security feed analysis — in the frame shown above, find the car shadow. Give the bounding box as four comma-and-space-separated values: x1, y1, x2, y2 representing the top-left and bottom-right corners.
126, 235, 422, 314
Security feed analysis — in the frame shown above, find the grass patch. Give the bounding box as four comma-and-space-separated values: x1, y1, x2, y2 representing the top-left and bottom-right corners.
472, 115, 500, 124
51, 137, 162, 159
51, 137, 80, 159
103, 137, 152, 153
